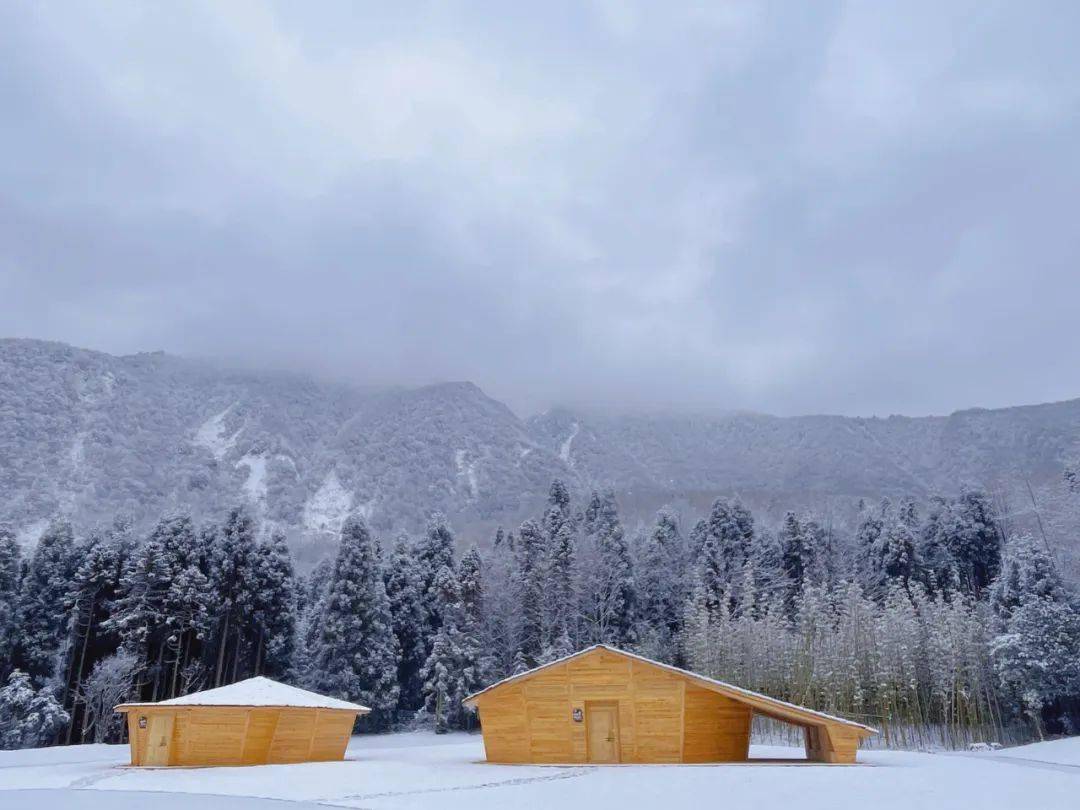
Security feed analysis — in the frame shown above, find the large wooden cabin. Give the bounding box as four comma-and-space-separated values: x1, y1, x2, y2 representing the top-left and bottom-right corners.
463, 645, 875, 764
115, 677, 368, 767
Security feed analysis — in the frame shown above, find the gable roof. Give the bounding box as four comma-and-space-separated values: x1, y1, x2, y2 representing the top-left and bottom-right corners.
463, 645, 876, 735
116, 677, 370, 713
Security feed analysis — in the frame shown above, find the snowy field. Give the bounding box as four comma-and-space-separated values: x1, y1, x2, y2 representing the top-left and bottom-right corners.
0, 731, 1077, 810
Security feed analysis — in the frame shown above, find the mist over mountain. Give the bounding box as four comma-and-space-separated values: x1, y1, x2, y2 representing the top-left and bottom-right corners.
2, 338, 1077, 572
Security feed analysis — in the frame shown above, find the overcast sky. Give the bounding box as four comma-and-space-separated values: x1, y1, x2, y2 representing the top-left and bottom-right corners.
2, 1, 1078, 417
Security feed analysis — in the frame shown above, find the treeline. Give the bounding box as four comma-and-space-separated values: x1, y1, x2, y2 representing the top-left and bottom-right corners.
0, 482, 1078, 751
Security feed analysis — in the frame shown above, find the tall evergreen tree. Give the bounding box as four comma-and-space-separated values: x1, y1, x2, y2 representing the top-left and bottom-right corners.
306, 516, 400, 729
420, 566, 468, 733
206, 508, 260, 686
384, 534, 428, 711
515, 520, 546, 666
635, 508, 684, 662
417, 513, 457, 639
59, 531, 127, 742
13, 520, 77, 686
542, 521, 576, 661
990, 534, 1080, 733
0, 526, 21, 679
252, 530, 297, 679
580, 492, 635, 647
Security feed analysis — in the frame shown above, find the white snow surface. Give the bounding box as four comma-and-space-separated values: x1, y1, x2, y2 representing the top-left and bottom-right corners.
303, 470, 354, 534
119, 677, 369, 712
0, 732, 1078, 810
237, 453, 268, 503
559, 421, 579, 465
193, 404, 241, 461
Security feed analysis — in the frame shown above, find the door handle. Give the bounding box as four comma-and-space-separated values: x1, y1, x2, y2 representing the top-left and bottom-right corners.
606, 734, 615, 742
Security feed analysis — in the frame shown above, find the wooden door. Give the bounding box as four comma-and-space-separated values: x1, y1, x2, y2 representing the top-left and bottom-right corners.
144, 713, 174, 766
586, 703, 620, 763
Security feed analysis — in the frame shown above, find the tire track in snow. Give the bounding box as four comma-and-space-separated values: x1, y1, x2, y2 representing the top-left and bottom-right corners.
321, 765, 592, 804
950, 753, 1080, 774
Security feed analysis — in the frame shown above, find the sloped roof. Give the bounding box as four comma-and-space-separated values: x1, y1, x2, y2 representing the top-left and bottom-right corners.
116, 677, 370, 713
463, 645, 876, 735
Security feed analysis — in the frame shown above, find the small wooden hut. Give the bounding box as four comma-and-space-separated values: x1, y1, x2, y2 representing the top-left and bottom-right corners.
115, 677, 368, 767
463, 645, 875, 764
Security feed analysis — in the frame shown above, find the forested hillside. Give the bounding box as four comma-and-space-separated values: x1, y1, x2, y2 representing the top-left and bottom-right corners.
2, 338, 1079, 575
1, 482, 1078, 751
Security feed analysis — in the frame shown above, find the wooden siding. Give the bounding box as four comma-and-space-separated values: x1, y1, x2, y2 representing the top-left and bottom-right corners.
473, 647, 868, 765
120, 706, 359, 767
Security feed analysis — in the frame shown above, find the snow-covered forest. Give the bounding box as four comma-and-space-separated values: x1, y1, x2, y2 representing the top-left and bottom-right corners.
1, 479, 1078, 753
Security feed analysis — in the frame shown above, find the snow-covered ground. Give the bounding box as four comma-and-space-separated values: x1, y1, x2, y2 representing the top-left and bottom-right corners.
0, 731, 1077, 810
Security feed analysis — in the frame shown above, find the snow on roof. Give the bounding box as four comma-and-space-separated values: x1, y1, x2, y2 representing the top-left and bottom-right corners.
117, 677, 370, 712
463, 644, 877, 734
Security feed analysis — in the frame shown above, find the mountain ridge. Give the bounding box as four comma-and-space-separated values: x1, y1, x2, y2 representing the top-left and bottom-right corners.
2, 338, 1077, 570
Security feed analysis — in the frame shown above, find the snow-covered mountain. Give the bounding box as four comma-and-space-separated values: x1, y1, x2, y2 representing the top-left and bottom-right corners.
2, 339, 1078, 567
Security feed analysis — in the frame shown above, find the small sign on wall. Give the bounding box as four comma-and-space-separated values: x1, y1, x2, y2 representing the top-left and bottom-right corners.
138, 717, 147, 729
572, 708, 583, 722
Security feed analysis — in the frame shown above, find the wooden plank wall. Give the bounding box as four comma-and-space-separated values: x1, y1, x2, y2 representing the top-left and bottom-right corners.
476, 648, 754, 764
123, 707, 357, 767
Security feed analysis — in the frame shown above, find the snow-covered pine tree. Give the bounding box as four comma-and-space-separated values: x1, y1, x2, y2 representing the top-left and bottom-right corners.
417, 513, 457, 640
696, 498, 754, 614
252, 529, 297, 679
778, 511, 811, 616
206, 508, 260, 686
919, 496, 962, 598
483, 527, 519, 678
106, 529, 172, 700
990, 534, 1080, 735
634, 508, 684, 662
938, 489, 1003, 599
13, 520, 77, 686
514, 519, 546, 666
542, 521, 577, 662
306, 516, 400, 730
158, 516, 212, 698
579, 491, 635, 647
58, 530, 127, 742
384, 533, 428, 711
420, 565, 469, 732
457, 548, 491, 707
0, 526, 21, 679
859, 499, 921, 599
0, 670, 69, 750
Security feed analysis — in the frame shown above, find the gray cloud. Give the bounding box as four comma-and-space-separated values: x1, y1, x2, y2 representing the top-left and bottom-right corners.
2, 0, 1078, 417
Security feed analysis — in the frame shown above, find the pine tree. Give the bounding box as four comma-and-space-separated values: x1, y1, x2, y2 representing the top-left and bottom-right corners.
13, 520, 77, 686
417, 513, 457, 639
779, 511, 811, 615
860, 499, 921, 599
252, 530, 297, 678
990, 534, 1080, 734
635, 508, 684, 662
580, 492, 635, 647
59, 531, 127, 742
160, 516, 212, 697
206, 508, 260, 686
696, 498, 754, 614
515, 520, 546, 665
384, 534, 428, 711
918, 497, 962, 597
457, 548, 490, 710
106, 529, 172, 700
542, 521, 577, 660
0, 526, 21, 679
306, 516, 400, 730
420, 566, 468, 732
484, 527, 519, 677
0, 670, 69, 750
